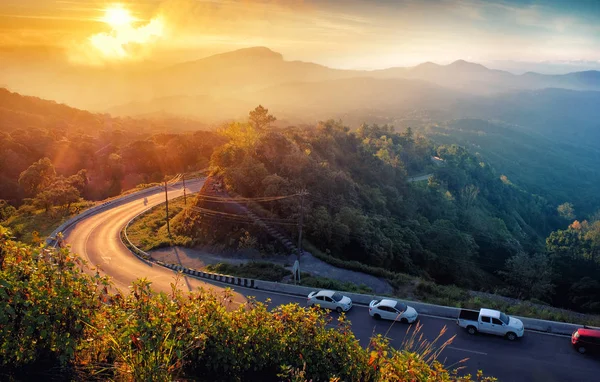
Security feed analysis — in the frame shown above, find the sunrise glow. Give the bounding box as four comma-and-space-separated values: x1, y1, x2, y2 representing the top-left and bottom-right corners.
85, 5, 164, 62
102, 5, 135, 28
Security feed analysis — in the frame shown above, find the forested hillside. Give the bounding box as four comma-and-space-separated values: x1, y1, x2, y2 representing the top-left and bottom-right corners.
421, 118, 600, 215
0, 88, 221, 204
173, 107, 600, 312
3, 87, 600, 314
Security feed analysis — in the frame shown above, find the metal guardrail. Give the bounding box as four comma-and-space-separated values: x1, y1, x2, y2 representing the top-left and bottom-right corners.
120, 205, 255, 288
46, 174, 193, 248
120, 208, 154, 264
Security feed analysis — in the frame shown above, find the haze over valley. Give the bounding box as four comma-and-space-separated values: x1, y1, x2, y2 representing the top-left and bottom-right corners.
4, 44, 600, 214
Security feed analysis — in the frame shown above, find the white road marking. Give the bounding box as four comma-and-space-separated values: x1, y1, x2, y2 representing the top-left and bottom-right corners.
527, 331, 570, 338
420, 313, 457, 321
447, 346, 488, 355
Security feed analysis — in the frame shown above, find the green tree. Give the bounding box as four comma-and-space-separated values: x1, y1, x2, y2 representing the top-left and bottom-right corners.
0, 200, 16, 221
569, 277, 600, 312
583, 220, 600, 262
249, 105, 276, 131
557, 202, 575, 220
67, 169, 88, 193
499, 252, 554, 300
18, 157, 56, 197
34, 179, 80, 212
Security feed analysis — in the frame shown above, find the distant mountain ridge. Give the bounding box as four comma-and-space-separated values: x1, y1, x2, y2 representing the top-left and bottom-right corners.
2, 45, 600, 115
104, 46, 600, 118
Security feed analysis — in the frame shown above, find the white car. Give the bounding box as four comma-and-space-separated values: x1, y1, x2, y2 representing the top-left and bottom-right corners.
307, 290, 353, 312
369, 299, 419, 323
457, 308, 524, 340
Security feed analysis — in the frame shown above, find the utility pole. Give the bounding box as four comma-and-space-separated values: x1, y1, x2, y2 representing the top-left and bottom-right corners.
297, 189, 308, 260
182, 173, 187, 205
164, 180, 171, 237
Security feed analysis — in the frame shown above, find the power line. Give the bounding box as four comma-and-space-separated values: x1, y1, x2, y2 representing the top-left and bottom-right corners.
195, 194, 299, 203
190, 210, 298, 228
191, 205, 296, 223
189, 206, 298, 226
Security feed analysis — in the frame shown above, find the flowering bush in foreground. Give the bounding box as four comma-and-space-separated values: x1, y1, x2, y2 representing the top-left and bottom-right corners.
0, 226, 495, 381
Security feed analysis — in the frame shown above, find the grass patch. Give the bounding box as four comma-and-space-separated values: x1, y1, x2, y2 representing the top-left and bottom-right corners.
300, 274, 374, 294
126, 196, 192, 251
304, 241, 413, 290
2, 201, 94, 244
206, 262, 289, 282
414, 281, 470, 308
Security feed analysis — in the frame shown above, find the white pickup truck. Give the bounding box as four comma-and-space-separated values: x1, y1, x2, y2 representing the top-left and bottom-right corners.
457, 308, 525, 341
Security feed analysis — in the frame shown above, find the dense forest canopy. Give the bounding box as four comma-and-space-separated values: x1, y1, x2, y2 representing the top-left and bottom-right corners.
418, 116, 600, 216
176, 106, 600, 313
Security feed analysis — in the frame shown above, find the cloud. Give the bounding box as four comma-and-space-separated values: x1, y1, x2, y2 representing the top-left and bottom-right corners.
89, 17, 164, 58
69, 6, 165, 66
452, 1, 487, 21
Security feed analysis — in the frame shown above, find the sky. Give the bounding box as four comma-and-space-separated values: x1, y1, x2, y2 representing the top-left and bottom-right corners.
1, 0, 599, 71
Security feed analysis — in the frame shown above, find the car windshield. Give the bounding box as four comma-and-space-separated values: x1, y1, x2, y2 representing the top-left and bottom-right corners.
332, 293, 344, 302
395, 302, 407, 312
499, 312, 509, 325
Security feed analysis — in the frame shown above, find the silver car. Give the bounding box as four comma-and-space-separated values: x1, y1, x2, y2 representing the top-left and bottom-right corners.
307, 290, 353, 313
369, 299, 418, 323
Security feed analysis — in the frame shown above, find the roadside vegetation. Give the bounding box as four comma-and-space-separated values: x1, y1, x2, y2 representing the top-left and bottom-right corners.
1, 199, 94, 244
300, 274, 373, 294
126, 196, 192, 251
0, 227, 495, 381
206, 261, 290, 282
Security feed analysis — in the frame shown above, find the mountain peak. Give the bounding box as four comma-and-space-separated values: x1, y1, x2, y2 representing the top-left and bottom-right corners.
448, 60, 488, 71
413, 61, 441, 70
212, 46, 283, 61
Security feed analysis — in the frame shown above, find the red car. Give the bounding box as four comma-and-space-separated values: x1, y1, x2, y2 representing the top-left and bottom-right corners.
572, 327, 600, 354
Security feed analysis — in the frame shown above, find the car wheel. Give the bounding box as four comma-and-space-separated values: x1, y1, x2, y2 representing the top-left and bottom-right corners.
506, 332, 517, 341
373, 313, 381, 320
467, 326, 477, 335
336, 307, 342, 313
578, 346, 586, 354
400, 318, 409, 324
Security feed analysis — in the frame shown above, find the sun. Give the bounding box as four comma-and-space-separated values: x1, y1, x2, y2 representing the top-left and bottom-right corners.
102, 5, 135, 28
78, 3, 163, 63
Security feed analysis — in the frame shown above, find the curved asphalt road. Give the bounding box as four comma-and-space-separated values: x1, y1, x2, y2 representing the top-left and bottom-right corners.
62, 179, 600, 381
62, 179, 245, 306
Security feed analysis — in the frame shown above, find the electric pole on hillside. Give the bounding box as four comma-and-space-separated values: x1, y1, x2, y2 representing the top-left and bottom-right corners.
164, 180, 171, 237
182, 173, 187, 205
297, 189, 308, 260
